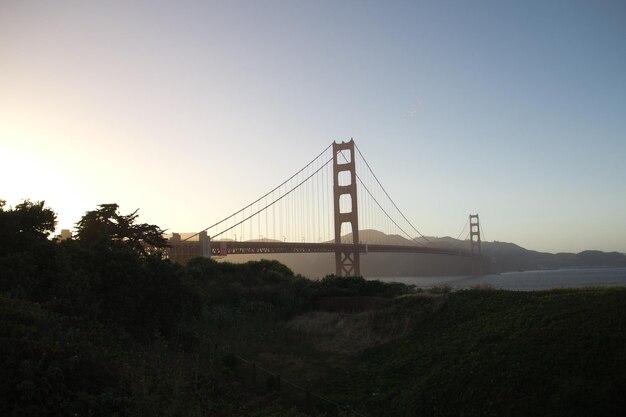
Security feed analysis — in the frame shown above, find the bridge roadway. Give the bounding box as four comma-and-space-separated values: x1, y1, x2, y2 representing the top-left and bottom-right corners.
207, 240, 476, 258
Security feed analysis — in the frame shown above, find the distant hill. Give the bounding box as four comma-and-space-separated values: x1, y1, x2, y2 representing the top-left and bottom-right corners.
340, 229, 416, 246
415, 237, 626, 273
218, 230, 626, 277
405, 236, 626, 273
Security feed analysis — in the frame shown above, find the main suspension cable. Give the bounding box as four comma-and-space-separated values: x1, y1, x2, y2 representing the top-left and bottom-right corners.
211, 158, 333, 240
353, 143, 433, 244
185, 144, 332, 241
337, 150, 425, 247
455, 216, 470, 241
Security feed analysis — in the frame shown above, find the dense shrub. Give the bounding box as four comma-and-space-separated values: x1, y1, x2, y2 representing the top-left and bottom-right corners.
187, 257, 319, 319
317, 275, 414, 298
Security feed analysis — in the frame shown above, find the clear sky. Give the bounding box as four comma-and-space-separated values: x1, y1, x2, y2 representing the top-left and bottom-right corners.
1, 0, 625, 253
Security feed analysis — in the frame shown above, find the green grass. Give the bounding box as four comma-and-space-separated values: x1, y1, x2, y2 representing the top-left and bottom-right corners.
212, 286, 626, 416
317, 287, 626, 417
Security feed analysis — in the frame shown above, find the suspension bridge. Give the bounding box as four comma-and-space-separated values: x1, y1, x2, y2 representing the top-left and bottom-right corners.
167, 140, 484, 276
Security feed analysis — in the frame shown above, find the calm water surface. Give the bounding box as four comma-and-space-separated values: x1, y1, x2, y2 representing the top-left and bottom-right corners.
371, 267, 626, 291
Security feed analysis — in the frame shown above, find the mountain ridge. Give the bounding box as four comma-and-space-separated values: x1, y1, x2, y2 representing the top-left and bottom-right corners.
217, 230, 626, 277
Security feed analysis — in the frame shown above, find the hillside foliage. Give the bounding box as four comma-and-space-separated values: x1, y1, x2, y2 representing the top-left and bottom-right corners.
1, 199, 625, 417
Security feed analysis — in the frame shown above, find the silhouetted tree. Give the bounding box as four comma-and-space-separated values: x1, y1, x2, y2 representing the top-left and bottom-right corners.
0, 199, 56, 255
0, 199, 56, 237
0, 200, 59, 300
75, 204, 167, 255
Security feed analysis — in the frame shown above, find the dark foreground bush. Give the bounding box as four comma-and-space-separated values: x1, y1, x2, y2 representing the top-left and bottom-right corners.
0, 295, 132, 417
187, 257, 319, 319
1, 201, 318, 416
317, 275, 414, 298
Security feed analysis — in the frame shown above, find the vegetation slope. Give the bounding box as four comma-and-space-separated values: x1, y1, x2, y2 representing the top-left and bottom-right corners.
318, 288, 626, 416
1, 199, 625, 417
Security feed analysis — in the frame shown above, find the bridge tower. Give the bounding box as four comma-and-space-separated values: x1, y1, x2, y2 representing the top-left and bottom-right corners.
333, 139, 360, 276
469, 214, 481, 255
469, 214, 484, 275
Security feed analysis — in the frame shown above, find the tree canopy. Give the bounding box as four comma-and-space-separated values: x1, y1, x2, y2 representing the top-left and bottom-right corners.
0, 199, 56, 237
75, 203, 168, 255
0, 200, 56, 255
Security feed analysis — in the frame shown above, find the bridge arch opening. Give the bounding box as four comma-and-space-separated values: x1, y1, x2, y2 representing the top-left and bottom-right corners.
339, 222, 354, 243
339, 194, 352, 214
337, 150, 352, 164
338, 171, 352, 186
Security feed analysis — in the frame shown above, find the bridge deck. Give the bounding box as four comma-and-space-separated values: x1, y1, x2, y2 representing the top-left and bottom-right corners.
167, 239, 475, 263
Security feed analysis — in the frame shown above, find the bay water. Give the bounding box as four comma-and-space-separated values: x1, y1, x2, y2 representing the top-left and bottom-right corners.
371, 267, 626, 291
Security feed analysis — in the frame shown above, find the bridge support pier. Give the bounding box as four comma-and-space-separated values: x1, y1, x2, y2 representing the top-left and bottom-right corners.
333, 139, 360, 276
199, 231, 211, 257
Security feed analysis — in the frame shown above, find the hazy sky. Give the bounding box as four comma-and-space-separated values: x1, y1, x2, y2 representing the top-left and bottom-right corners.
1, 0, 625, 253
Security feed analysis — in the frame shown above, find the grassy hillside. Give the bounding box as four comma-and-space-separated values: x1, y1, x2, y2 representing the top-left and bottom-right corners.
211, 285, 626, 417
2, 201, 625, 416
314, 288, 626, 417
